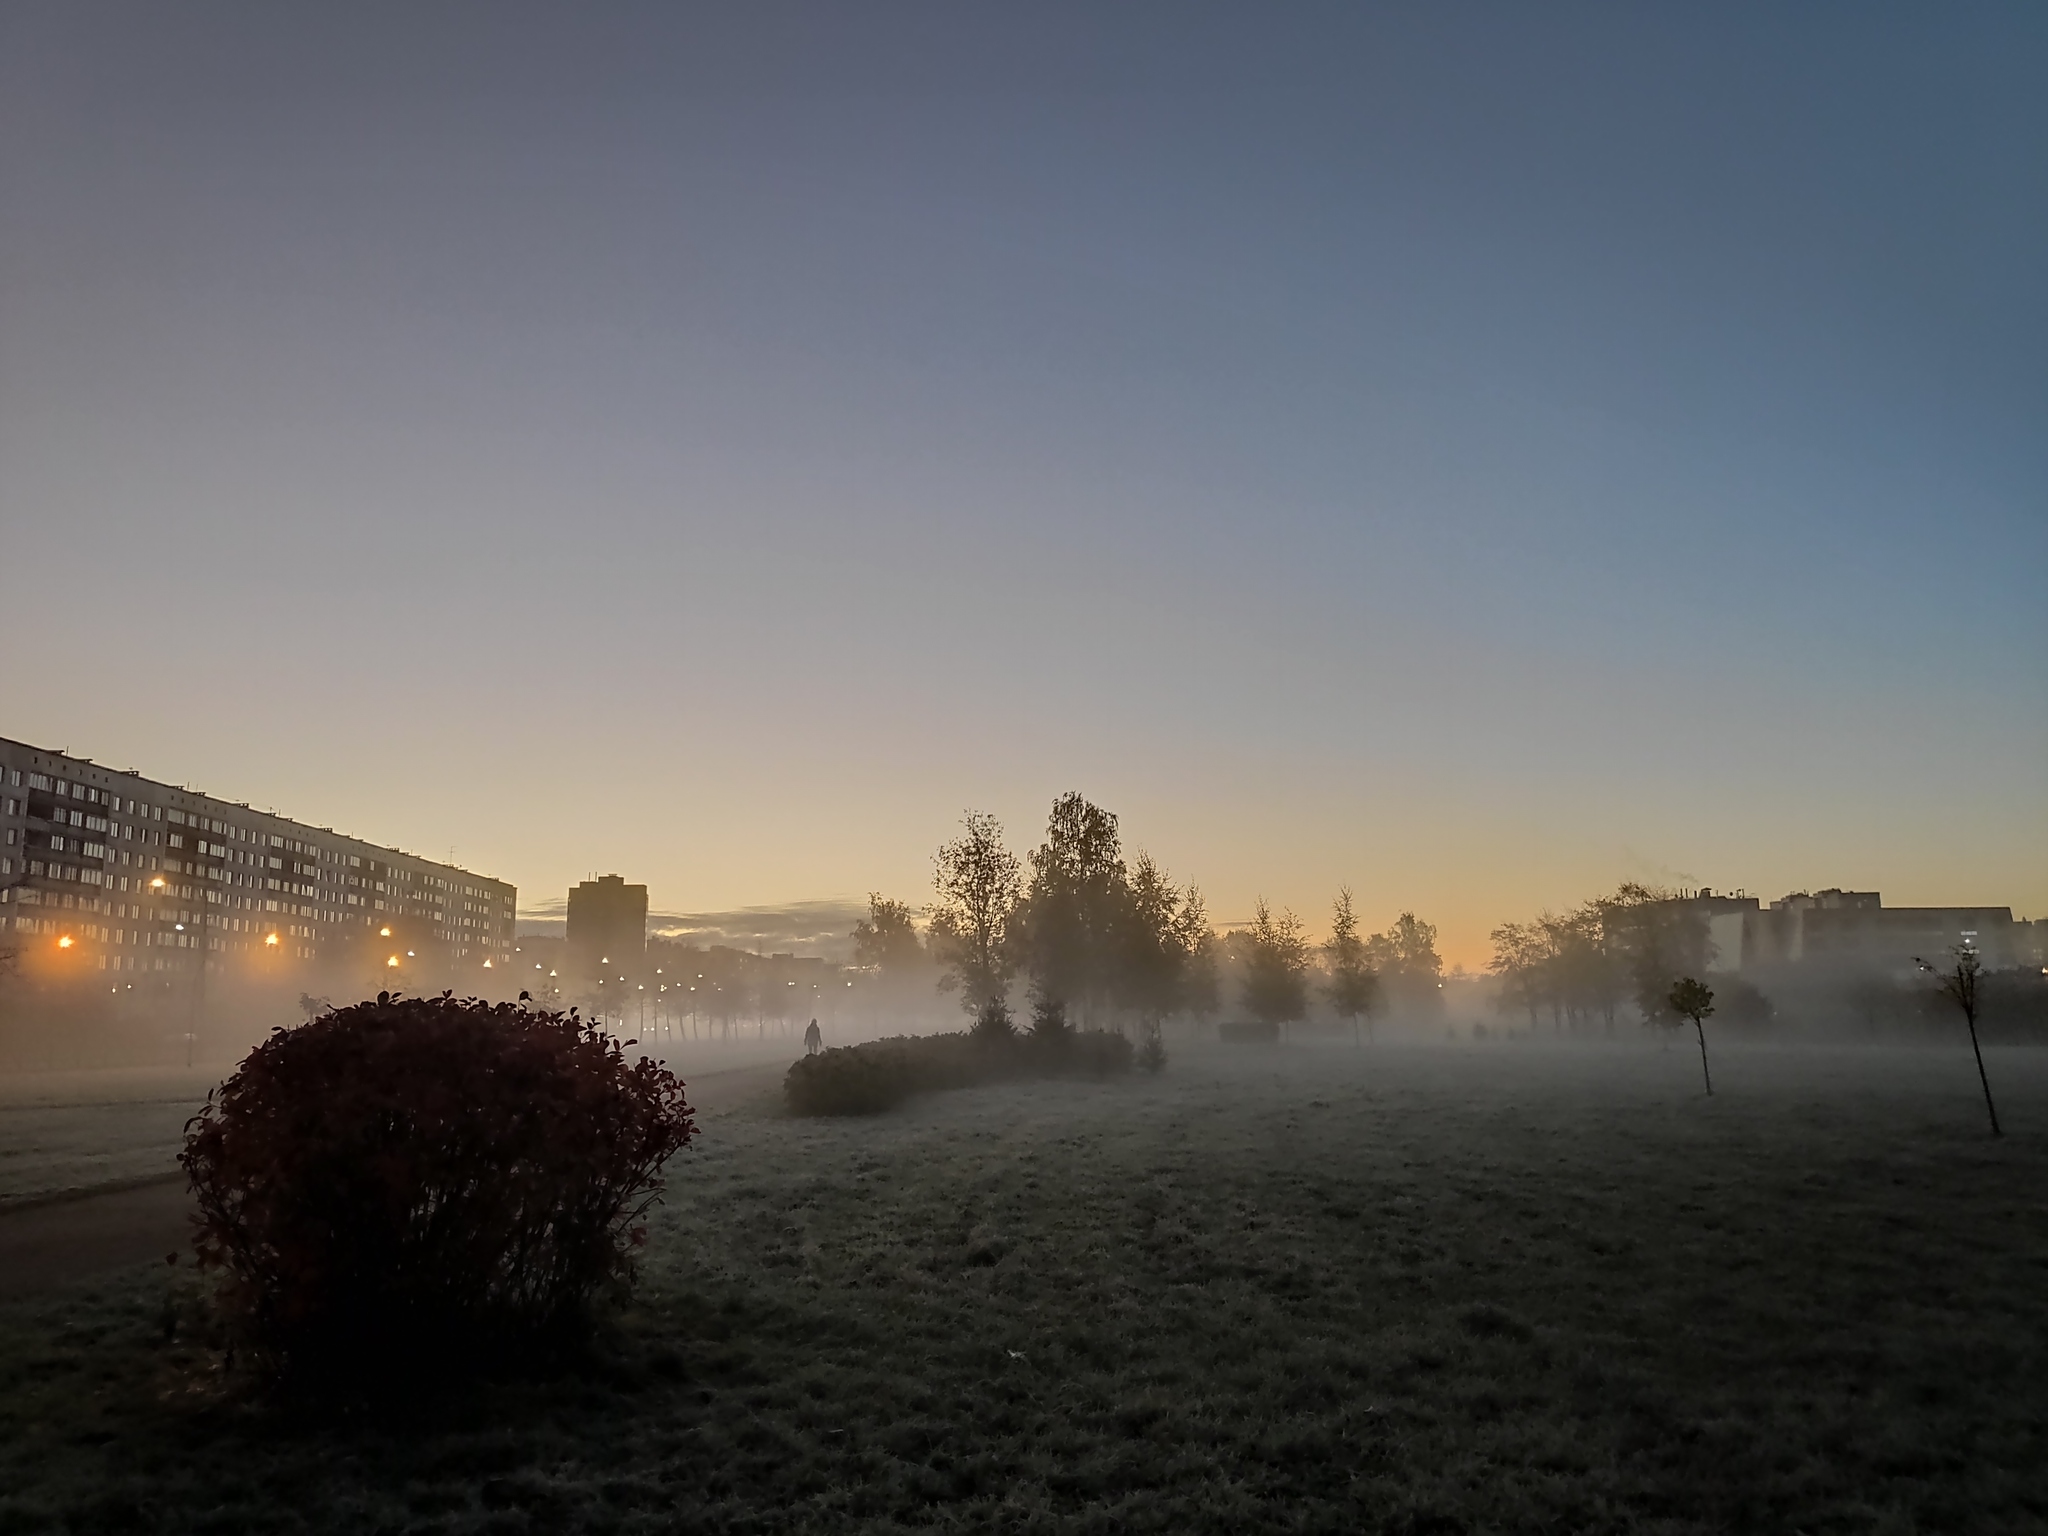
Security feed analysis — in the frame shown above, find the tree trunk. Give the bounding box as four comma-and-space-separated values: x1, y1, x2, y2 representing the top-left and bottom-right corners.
1965, 1008, 2002, 1137
1693, 1018, 1713, 1096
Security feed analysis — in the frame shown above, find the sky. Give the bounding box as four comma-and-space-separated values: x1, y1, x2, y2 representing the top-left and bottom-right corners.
2, 3, 2043, 965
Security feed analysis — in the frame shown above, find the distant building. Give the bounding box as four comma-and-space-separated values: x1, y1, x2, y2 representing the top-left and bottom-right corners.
0, 736, 515, 981
566, 874, 647, 978
1756, 889, 2020, 971
1680, 886, 2025, 974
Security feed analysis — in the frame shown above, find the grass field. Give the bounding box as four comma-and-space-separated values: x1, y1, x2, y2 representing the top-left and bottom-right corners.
0, 1066, 221, 1211
1, 1037, 2044, 1533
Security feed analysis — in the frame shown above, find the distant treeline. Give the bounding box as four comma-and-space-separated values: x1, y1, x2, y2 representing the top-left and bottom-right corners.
856, 794, 1448, 1046
1486, 886, 2048, 1039
1486, 885, 1760, 1033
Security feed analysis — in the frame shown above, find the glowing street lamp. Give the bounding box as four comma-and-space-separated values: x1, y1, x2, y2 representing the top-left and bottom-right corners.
387, 956, 400, 968
265, 933, 280, 948
57, 935, 74, 950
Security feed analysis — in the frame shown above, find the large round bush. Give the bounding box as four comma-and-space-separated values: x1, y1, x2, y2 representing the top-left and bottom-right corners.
181, 993, 696, 1372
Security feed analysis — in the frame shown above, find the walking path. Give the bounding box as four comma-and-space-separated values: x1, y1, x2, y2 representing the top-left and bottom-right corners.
0, 1058, 791, 1302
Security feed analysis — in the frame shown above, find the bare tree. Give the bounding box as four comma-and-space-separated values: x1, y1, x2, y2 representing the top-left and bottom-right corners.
1667, 977, 1716, 1096
931, 812, 1023, 1035
1324, 888, 1379, 1045
1918, 947, 2000, 1137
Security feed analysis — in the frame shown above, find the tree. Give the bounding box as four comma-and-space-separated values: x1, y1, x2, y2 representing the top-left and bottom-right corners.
1324, 888, 1379, 1044
1017, 792, 1126, 1026
852, 894, 924, 973
1667, 977, 1716, 1096
1488, 920, 1544, 1028
1603, 884, 1711, 1026
931, 812, 1022, 1032
1175, 886, 1220, 1022
1241, 899, 1310, 1031
1918, 947, 2000, 1137
1369, 910, 1443, 1016
1117, 852, 1182, 1021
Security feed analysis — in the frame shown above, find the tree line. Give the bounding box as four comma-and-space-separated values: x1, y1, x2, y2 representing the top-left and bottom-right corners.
1486, 883, 1767, 1033
854, 795, 1447, 1050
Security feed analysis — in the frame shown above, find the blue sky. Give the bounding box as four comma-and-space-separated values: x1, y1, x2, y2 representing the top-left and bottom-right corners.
3, 4, 2042, 959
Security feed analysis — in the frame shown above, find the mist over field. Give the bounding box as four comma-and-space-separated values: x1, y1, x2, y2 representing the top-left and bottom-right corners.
3, 3, 2046, 1531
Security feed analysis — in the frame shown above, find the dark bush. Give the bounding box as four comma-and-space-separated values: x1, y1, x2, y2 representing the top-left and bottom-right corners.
784, 1028, 1133, 1116
180, 992, 696, 1375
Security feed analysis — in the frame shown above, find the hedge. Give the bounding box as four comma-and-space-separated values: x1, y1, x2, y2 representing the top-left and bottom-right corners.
785, 1028, 1134, 1116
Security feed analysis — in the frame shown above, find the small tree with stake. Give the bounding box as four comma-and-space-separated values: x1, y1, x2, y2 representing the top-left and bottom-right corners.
1918, 947, 2000, 1138
1667, 977, 1716, 1096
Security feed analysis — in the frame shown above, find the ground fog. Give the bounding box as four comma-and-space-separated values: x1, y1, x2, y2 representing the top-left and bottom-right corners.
1, 1038, 2044, 1534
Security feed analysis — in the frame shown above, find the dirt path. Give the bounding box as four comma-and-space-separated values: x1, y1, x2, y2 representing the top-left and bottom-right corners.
0, 1177, 193, 1302
0, 1057, 791, 1302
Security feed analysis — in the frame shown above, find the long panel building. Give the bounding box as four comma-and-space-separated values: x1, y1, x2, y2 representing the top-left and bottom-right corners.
0, 736, 515, 983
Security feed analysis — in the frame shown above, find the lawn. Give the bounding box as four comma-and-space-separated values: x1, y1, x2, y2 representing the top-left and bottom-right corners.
0, 1038, 2043, 1534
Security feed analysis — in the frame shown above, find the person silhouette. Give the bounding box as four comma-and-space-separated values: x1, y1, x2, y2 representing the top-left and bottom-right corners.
804, 1017, 822, 1056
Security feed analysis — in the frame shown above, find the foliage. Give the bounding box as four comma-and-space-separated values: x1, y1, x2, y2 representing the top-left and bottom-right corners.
1136, 1019, 1167, 1073
1028, 987, 1072, 1041
971, 994, 1018, 1041
852, 893, 925, 972
179, 992, 697, 1374
1367, 910, 1445, 1016
783, 1027, 1134, 1115
1239, 898, 1310, 1027
1667, 976, 1717, 1094
930, 812, 1023, 1017
1712, 974, 1775, 1027
1322, 887, 1379, 1038
1016, 793, 1127, 1020
1605, 884, 1712, 1024
1011, 797, 1211, 1034
1494, 886, 1721, 1033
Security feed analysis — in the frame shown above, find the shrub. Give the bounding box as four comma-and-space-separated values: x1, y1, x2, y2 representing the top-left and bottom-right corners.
180, 992, 696, 1375
785, 1028, 1133, 1116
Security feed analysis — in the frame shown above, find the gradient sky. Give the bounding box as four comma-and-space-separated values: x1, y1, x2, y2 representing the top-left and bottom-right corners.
3, 4, 2043, 964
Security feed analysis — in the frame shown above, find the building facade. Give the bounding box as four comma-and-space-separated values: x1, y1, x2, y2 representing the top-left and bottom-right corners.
0, 736, 515, 984
566, 874, 648, 979
1685, 886, 2026, 974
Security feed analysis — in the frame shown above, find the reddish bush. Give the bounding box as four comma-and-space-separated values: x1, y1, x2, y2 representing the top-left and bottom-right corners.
181, 993, 695, 1373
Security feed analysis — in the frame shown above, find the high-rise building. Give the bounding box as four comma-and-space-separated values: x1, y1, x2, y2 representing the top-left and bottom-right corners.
0, 736, 515, 982
566, 874, 647, 978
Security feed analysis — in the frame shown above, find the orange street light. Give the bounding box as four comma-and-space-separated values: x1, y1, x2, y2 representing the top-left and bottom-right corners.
387, 956, 400, 968
58, 935, 74, 949
380, 926, 391, 937
265, 933, 280, 947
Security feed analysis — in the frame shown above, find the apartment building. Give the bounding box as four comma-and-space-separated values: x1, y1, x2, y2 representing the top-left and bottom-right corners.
0, 736, 515, 981
1681, 886, 2027, 974
566, 874, 648, 980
